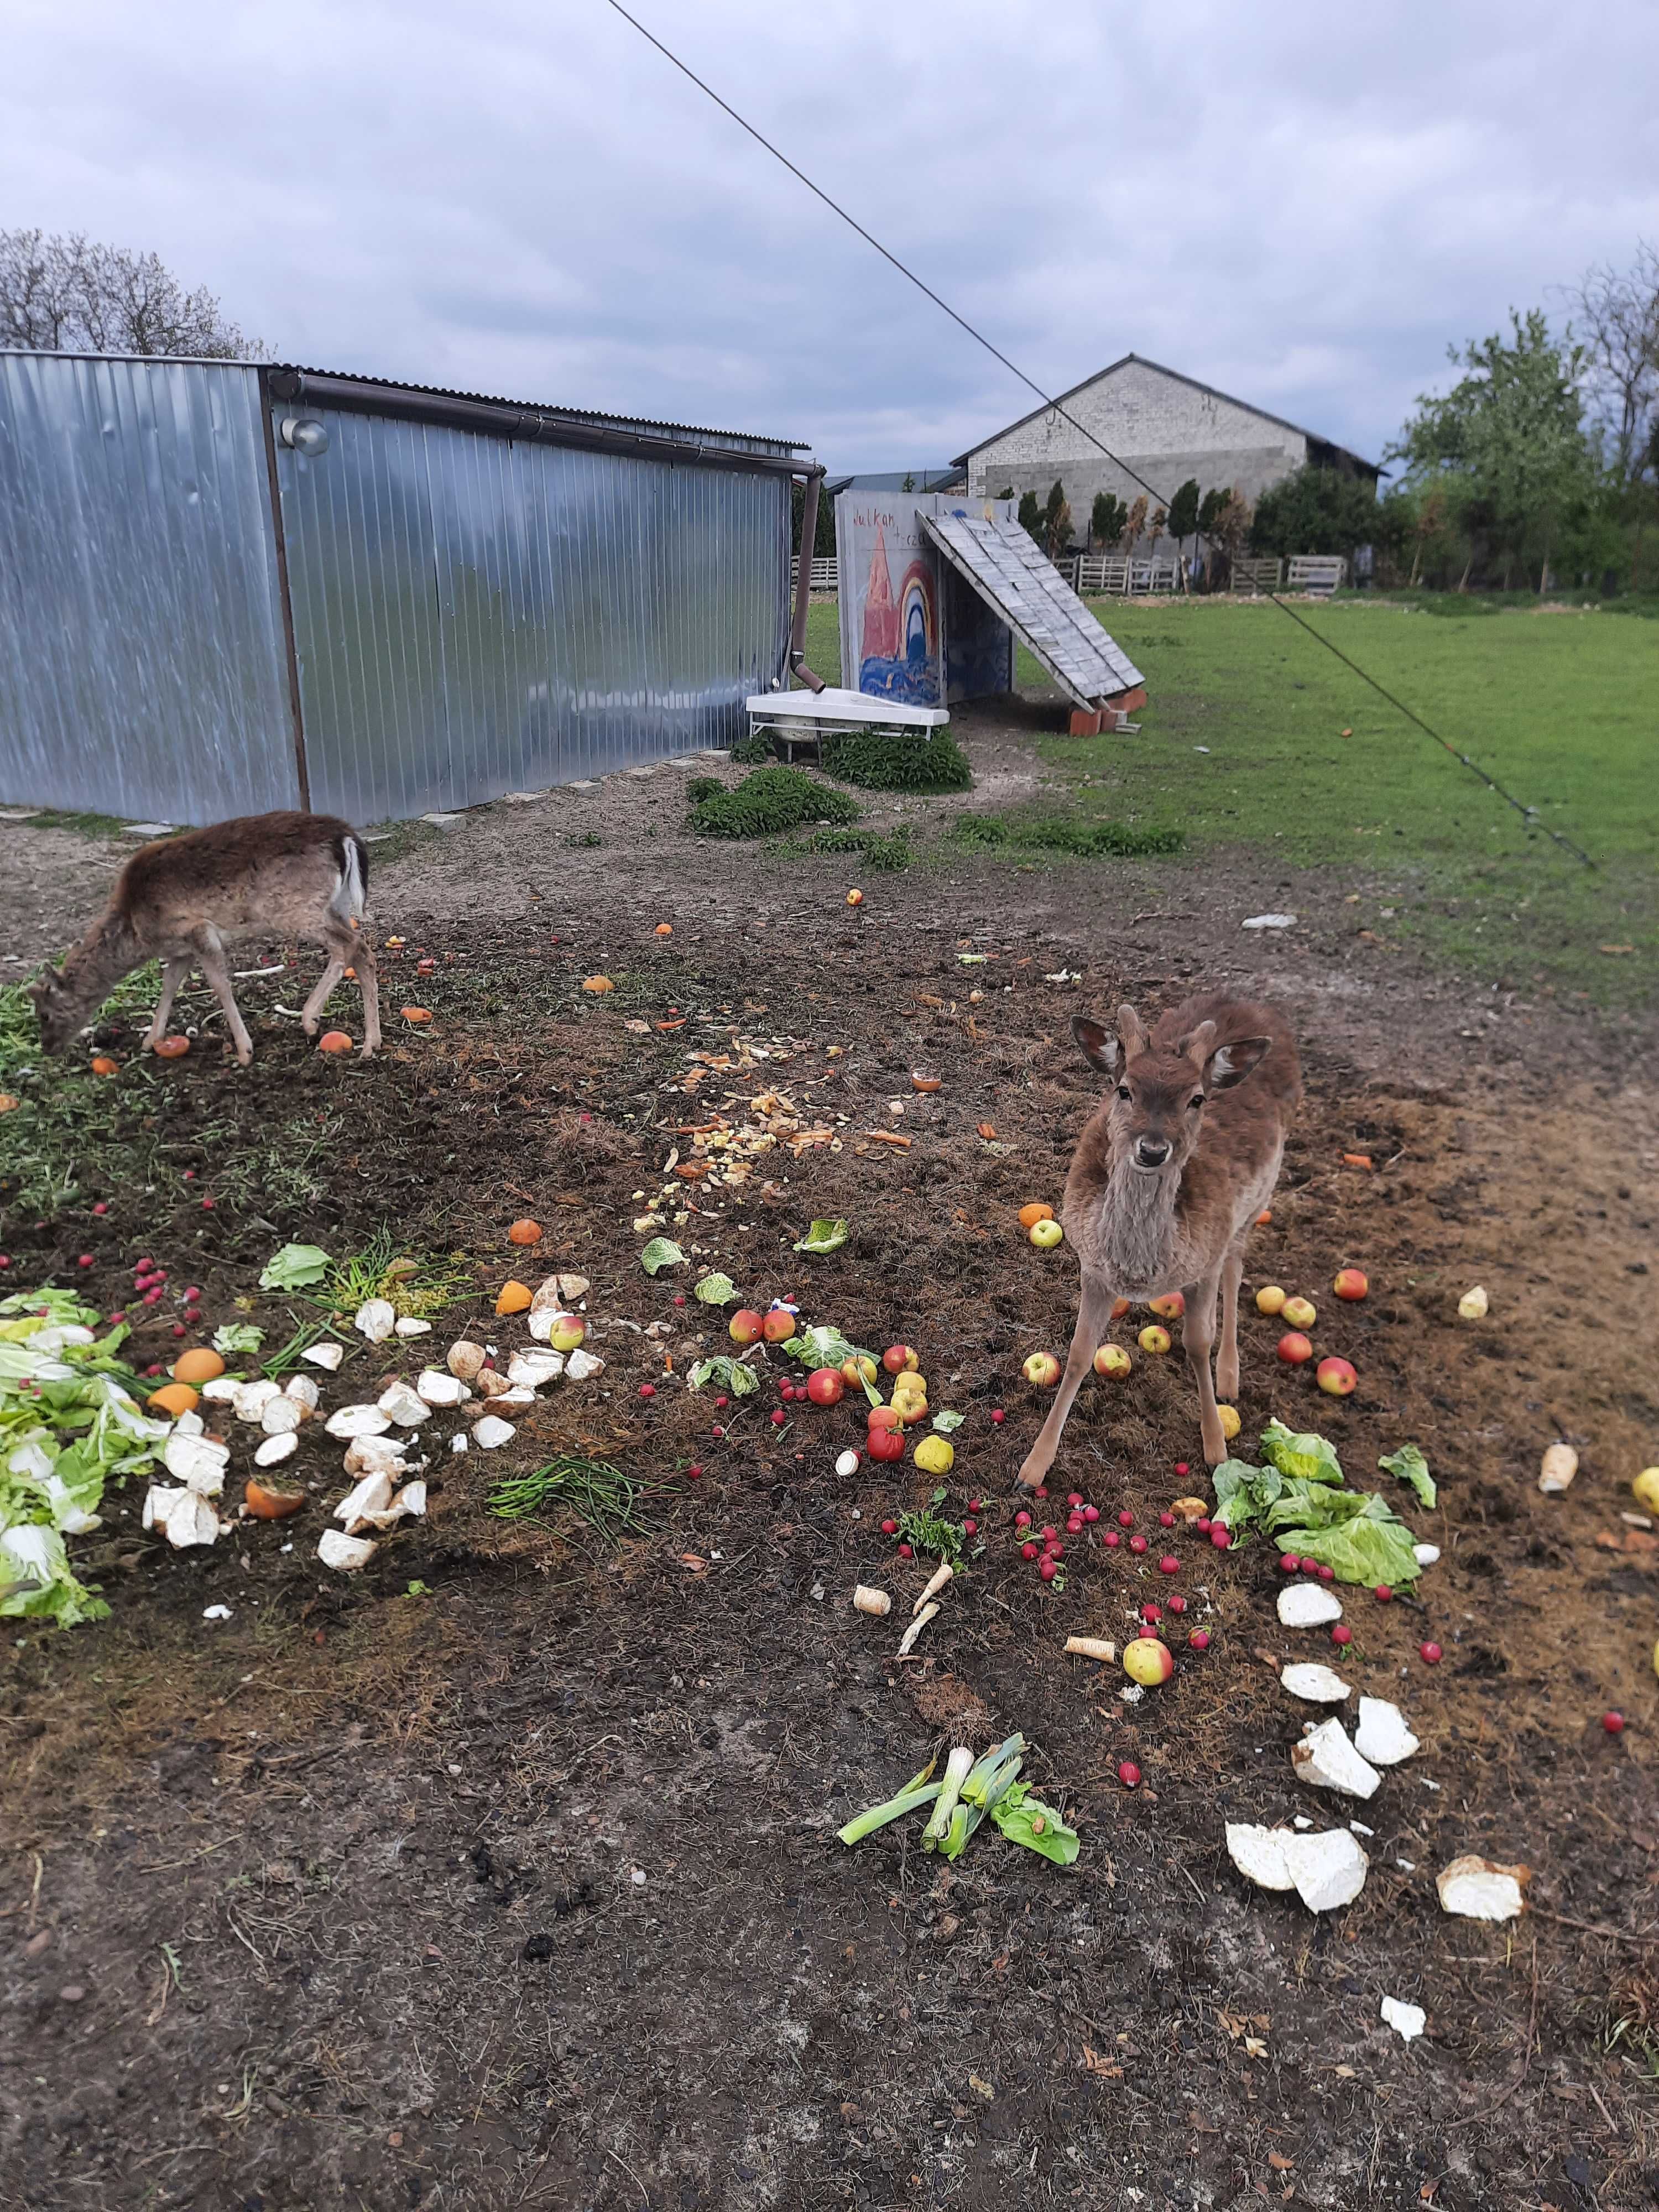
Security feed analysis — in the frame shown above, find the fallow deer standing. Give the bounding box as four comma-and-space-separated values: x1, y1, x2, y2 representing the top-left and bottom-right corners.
1018, 992, 1301, 1486
29, 811, 381, 1067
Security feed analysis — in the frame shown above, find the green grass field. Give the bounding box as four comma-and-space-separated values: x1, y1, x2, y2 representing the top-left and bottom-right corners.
802, 596, 1658, 1006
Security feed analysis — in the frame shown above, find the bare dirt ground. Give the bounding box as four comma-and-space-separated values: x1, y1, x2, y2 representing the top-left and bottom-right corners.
3, 710, 1658, 2211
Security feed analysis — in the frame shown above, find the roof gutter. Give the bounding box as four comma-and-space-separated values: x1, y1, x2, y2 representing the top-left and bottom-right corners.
265, 368, 812, 480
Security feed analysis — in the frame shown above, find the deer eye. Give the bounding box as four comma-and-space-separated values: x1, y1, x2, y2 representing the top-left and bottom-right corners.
1190, 1094, 1205, 1109
1115, 1084, 1131, 1102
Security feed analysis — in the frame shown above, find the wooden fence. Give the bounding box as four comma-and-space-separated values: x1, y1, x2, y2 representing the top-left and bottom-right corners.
789, 556, 839, 593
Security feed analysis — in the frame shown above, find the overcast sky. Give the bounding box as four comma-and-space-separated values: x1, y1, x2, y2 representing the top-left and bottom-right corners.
5, 0, 1657, 472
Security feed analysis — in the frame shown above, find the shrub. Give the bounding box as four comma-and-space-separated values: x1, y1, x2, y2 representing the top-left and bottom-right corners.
689, 767, 860, 839
781, 825, 914, 870
819, 726, 973, 794
685, 776, 724, 805
950, 811, 1184, 859
729, 729, 774, 765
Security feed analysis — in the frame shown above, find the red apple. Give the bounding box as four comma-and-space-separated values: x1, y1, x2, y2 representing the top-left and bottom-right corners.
840, 1354, 877, 1390
1110, 1296, 1131, 1321
881, 1343, 919, 1374
1147, 1291, 1185, 1322
1281, 1295, 1317, 1330
729, 1310, 764, 1344
866, 1425, 905, 1464
1123, 1636, 1173, 1686
1332, 1268, 1369, 1302
1138, 1324, 1171, 1355
1022, 1350, 1061, 1387
805, 1366, 845, 1406
867, 1405, 903, 1432
1277, 1331, 1314, 1365
1093, 1343, 1131, 1378
762, 1309, 797, 1343
1316, 1355, 1358, 1396
1254, 1285, 1287, 1316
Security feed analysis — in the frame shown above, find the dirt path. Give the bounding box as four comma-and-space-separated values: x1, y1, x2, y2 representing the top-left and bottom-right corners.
3, 727, 1658, 2211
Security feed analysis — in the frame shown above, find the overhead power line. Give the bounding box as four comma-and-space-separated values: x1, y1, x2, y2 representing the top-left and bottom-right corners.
602, 0, 1595, 869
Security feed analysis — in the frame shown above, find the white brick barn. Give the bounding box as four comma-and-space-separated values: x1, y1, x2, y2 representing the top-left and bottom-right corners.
954, 354, 1379, 547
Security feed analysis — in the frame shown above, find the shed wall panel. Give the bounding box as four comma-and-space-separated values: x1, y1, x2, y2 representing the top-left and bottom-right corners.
275, 408, 791, 821
0, 355, 299, 822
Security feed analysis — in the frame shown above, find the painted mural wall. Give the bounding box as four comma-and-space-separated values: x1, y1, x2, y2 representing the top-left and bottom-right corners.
836, 492, 1014, 707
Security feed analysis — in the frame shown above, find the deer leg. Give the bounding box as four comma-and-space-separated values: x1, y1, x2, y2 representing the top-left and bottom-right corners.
1017, 1274, 1113, 1490
143, 959, 190, 1049
1184, 1265, 1227, 1467
353, 933, 380, 1058
299, 953, 347, 1036
191, 933, 255, 1067
1215, 1244, 1245, 1402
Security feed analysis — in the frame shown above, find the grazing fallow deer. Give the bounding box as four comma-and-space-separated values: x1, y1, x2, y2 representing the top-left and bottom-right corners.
1018, 992, 1301, 1486
29, 811, 381, 1067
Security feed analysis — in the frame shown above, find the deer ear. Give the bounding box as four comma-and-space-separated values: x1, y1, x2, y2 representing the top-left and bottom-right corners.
1114, 1003, 1147, 1061
1072, 1015, 1120, 1075
1175, 1019, 1217, 1070
1207, 1035, 1272, 1089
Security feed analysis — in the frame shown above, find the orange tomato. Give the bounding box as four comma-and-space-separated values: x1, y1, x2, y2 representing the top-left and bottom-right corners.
401, 1006, 433, 1024
654, 922, 673, 937
173, 1348, 225, 1385
153, 1035, 190, 1059
89, 1058, 120, 1077
318, 1031, 353, 1053
1018, 1202, 1055, 1230
244, 1480, 306, 1520
147, 1381, 200, 1417
507, 1218, 544, 1246
495, 1280, 534, 1315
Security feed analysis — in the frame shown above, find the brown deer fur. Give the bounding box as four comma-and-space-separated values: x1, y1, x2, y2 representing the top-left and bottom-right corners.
1019, 992, 1301, 1486
28, 812, 380, 1067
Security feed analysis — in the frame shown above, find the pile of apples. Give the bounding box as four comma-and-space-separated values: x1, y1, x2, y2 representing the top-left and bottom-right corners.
1255, 1269, 1367, 1397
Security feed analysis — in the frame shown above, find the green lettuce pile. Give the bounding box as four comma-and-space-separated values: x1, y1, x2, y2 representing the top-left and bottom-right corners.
0, 1290, 172, 1628
1211, 1419, 1436, 1588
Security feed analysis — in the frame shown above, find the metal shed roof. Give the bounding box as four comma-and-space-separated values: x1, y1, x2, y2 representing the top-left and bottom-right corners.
918, 507, 1145, 708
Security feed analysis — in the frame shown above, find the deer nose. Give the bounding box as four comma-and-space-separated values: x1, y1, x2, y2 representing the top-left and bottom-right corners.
1135, 1137, 1172, 1168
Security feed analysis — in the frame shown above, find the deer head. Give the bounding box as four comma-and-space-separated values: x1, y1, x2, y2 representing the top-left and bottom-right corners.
1072, 1004, 1271, 1177
26, 967, 91, 1056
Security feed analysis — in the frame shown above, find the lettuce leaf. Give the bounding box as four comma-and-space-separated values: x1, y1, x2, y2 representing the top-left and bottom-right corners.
259, 1243, 332, 1291
1210, 1458, 1281, 1534
1380, 1443, 1436, 1510
213, 1322, 265, 1354
793, 1218, 848, 1255
693, 1273, 737, 1306
990, 1781, 1079, 1866
686, 1355, 760, 1397
779, 1324, 876, 1373
1260, 1419, 1344, 1485
0, 1521, 109, 1628
638, 1237, 685, 1276
1275, 1510, 1421, 1588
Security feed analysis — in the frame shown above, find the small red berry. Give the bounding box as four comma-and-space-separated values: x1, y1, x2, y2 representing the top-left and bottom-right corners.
1313, 1561, 1332, 1579
770, 1409, 786, 1426
968, 1499, 983, 1513
1082, 1504, 1099, 1523
200, 1198, 215, 1210
144, 1362, 163, 1377
91, 1202, 108, 1216
1166, 1594, 1187, 1615
108, 1310, 126, 1323
137, 1258, 154, 1271
673, 1294, 687, 1307
715, 1395, 729, 1409
0, 1257, 10, 1270
1014, 1510, 1031, 1529
1066, 1492, 1083, 1509
1104, 1530, 1120, 1548
1034, 1484, 1048, 1498
686, 1464, 702, 1480
1331, 1624, 1353, 1647
1066, 1514, 1083, 1535
1047, 1542, 1065, 1561
1301, 1558, 1321, 1575
1021, 1541, 1039, 1561
1374, 1584, 1394, 1603
1118, 1760, 1141, 1788
881, 1519, 898, 1535
182, 1170, 195, 1181
1118, 1510, 1134, 1527
898, 1542, 913, 1558
1174, 1462, 1190, 1477
1280, 1553, 1302, 1573
1141, 1601, 1162, 1624
171, 1322, 186, 1337
1419, 1641, 1442, 1664
143, 1288, 163, 1305
183, 1285, 201, 1301
1159, 1510, 1175, 1528
78, 1254, 95, 1269
1187, 1629, 1209, 1651
711, 1425, 725, 1439
1129, 1534, 1147, 1554
639, 1384, 656, 1399
1158, 1554, 1179, 1575
990, 1408, 1005, 1424
1196, 1517, 1212, 1533
1210, 1525, 1232, 1549
1604, 1710, 1626, 1735
963, 1518, 978, 1536
1039, 1557, 1057, 1581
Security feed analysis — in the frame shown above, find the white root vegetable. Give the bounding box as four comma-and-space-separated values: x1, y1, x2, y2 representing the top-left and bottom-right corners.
472, 1415, 516, 1449
200, 1375, 242, 1402
1280, 1663, 1352, 1704
1291, 1718, 1381, 1800
283, 1373, 320, 1411
1538, 1442, 1578, 1495
1064, 1635, 1118, 1663
1227, 1823, 1371, 1911
254, 1432, 300, 1468
377, 1380, 430, 1427
447, 1339, 487, 1381
565, 1349, 605, 1383
507, 1350, 565, 1389
325, 1404, 392, 1439
1381, 1996, 1426, 2042
852, 1585, 891, 1617
318, 1528, 377, 1572
1278, 1583, 1344, 1629
233, 1379, 282, 1425
1354, 1697, 1420, 1766
914, 1561, 953, 1611
343, 1434, 408, 1477
896, 1600, 939, 1657
354, 1299, 396, 1343
260, 1395, 304, 1436
393, 1316, 432, 1337
163, 1432, 229, 1495
335, 1470, 395, 1531
473, 1366, 513, 1397
415, 1368, 471, 1407
302, 1340, 345, 1371
1436, 1855, 1529, 1922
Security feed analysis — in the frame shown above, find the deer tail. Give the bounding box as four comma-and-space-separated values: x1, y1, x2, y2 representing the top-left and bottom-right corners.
328, 831, 370, 926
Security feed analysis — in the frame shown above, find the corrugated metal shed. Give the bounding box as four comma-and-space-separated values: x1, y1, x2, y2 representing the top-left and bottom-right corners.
918, 508, 1144, 707
0, 351, 815, 826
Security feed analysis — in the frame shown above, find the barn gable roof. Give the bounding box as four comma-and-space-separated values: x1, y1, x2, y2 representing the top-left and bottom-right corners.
952, 353, 1379, 478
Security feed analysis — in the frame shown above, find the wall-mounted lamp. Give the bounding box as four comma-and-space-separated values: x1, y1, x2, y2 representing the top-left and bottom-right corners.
279, 416, 330, 457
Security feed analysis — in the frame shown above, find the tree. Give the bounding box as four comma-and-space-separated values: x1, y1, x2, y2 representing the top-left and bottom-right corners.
994, 485, 1015, 501
901, 471, 916, 492
1123, 494, 1149, 552
1041, 479, 1072, 560
1166, 477, 1200, 550
1017, 489, 1044, 542
1250, 466, 1381, 559
1197, 487, 1228, 535
1562, 244, 1659, 486
1385, 309, 1600, 591
1091, 491, 1127, 548
0, 228, 266, 358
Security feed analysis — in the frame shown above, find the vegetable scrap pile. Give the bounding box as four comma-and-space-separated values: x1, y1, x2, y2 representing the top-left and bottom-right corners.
1212, 1420, 1435, 1589
0, 1291, 170, 1626
838, 1734, 1078, 1866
